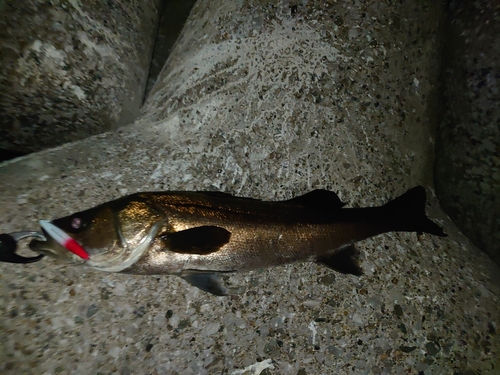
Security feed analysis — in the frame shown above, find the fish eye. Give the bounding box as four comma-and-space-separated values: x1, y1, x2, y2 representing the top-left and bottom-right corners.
67, 214, 89, 232
71, 217, 82, 229
61, 213, 89, 233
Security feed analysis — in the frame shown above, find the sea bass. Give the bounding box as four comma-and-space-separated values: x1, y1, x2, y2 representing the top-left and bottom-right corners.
29, 186, 446, 295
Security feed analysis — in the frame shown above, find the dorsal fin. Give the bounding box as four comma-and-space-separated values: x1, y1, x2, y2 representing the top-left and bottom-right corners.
286, 189, 345, 210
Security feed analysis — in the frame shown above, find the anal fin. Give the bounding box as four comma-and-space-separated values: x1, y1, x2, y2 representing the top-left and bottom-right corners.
180, 271, 245, 296
317, 245, 363, 276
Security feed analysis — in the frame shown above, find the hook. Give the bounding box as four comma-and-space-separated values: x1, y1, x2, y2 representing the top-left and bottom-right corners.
0, 232, 45, 263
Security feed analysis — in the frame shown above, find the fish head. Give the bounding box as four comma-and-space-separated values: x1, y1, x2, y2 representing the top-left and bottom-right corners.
29, 196, 164, 271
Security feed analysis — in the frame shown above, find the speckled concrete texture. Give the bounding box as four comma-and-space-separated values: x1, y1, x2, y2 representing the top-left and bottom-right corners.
0, 0, 161, 153
435, 0, 500, 267
0, 1, 499, 374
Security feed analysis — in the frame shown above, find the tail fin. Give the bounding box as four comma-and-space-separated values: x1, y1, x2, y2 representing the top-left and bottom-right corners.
382, 186, 447, 237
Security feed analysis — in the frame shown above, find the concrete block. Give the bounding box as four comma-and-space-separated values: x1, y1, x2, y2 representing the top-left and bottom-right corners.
435, 0, 500, 266
0, 0, 161, 154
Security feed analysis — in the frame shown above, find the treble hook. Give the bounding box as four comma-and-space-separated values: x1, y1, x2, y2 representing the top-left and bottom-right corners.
0, 232, 45, 263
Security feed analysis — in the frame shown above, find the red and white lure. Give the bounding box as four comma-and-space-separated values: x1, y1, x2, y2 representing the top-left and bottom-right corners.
39, 220, 90, 260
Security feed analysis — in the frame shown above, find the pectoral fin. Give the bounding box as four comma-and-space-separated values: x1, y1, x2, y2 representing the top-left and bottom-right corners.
160, 226, 231, 255
317, 245, 363, 276
180, 271, 246, 296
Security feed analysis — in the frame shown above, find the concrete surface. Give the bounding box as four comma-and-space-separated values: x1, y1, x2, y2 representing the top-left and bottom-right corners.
0, 1, 499, 374
435, 0, 500, 267
0, 0, 161, 154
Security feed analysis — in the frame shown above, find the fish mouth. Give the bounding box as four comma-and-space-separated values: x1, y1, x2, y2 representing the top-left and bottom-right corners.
38, 220, 90, 260
29, 221, 89, 262
29, 229, 76, 261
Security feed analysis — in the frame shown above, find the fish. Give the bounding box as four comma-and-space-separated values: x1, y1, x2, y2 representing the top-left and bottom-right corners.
29, 186, 446, 296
